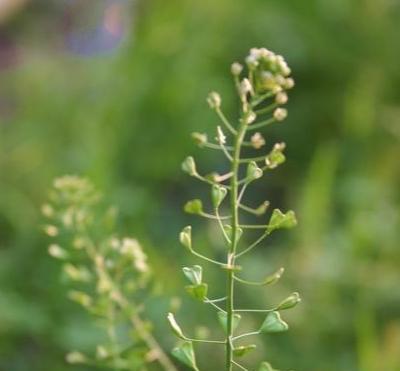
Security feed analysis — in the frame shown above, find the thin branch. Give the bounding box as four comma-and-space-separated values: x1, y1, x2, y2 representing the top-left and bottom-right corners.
202, 142, 234, 151
216, 208, 232, 244
191, 249, 226, 267
199, 211, 231, 220
232, 331, 260, 342
247, 117, 276, 131
215, 107, 237, 135
238, 224, 266, 229
232, 360, 249, 371
184, 336, 226, 344
235, 232, 268, 258
238, 203, 268, 216
254, 102, 277, 115
251, 92, 274, 107
205, 296, 227, 303
220, 142, 234, 162
237, 184, 248, 205
204, 297, 226, 313
238, 155, 266, 164
194, 173, 231, 189
234, 308, 274, 313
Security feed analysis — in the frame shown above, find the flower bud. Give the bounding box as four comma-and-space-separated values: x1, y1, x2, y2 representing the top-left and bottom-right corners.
66, 351, 87, 364
243, 110, 256, 125
181, 156, 197, 176
245, 54, 259, 69
275, 92, 288, 105
44, 225, 58, 237
207, 91, 221, 109
273, 108, 288, 121
41, 203, 54, 218
231, 62, 243, 76
191, 132, 207, 147
48, 244, 68, 259
239, 78, 253, 96
250, 132, 265, 149
216, 126, 226, 144
283, 77, 295, 89
179, 226, 192, 250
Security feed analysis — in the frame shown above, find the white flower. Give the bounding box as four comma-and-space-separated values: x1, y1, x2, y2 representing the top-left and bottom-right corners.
273, 108, 288, 121
231, 62, 243, 76
207, 91, 221, 109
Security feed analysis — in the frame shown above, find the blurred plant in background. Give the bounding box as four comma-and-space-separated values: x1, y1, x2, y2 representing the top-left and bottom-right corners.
0, 0, 399, 370
43, 176, 177, 371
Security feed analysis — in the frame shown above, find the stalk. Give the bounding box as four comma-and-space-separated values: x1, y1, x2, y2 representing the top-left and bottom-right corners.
226, 122, 247, 370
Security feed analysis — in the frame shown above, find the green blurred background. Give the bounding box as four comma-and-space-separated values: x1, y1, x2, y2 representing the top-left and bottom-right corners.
0, 0, 399, 370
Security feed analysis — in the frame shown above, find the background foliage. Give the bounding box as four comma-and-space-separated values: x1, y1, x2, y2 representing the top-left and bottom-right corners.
0, 0, 399, 370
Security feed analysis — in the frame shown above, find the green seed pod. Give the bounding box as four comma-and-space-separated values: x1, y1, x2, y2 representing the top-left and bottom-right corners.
185, 283, 208, 301
223, 225, 243, 242
218, 311, 241, 333
277, 292, 301, 310
184, 199, 203, 215
182, 265, 203, 285
233, 344, 257, 357
179, 226, 192, 250
267, 209, 297, 233
167, 312, 186, 340
182, 156, 197, 176
246, 161, 263, 182
265, 143, 286, 169
260, 311, 289, 333
211, 184, 228, 208
171, 341, 198, 370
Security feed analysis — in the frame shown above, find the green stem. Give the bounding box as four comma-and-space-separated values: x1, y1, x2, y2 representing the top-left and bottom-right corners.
226, 120, 247, 371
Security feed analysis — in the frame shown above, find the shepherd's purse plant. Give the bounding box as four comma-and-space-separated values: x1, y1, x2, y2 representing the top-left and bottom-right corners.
42, 176, 178, 371
168, 47, 300, 371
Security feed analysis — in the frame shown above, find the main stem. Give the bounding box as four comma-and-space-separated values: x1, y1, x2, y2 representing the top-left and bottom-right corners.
226, 121, 247, 371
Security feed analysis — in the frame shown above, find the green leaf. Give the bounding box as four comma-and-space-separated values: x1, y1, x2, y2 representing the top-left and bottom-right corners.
167, 313, 186, 339
277, 292, 301, 310
211, 184, 228, 208
185, 283, 208, 301
267, 209, 297, 233
260, 311, 289, 333
233, 344, 257, 357
246, 161, 263, 181
218, 311, 241, 333
223, 225, 243, 242
171, 341, 199, 370
182, 265, 203, 285
182, 156, 197, 176
179, 226, 192, 250
184, 199, 203, 215
265, 143, 286, 169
